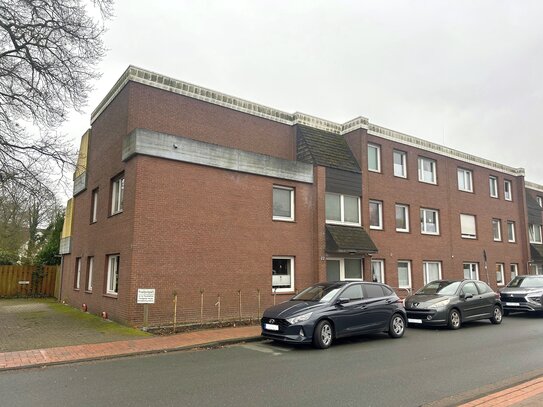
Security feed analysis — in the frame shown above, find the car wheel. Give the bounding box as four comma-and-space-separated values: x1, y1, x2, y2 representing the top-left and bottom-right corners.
388, 314, 405, 338
447, 309, 461, 330
503, 309, 510, 316
490, 305, 503, 324
313, 320, 333, 349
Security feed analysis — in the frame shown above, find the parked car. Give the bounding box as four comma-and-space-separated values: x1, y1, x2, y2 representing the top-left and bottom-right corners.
261, 281, 406, 349
404, 279, 502, 329
500, 275, 543, 315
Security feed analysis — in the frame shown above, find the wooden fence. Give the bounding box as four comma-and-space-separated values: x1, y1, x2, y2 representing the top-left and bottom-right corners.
0, 265, 58, 298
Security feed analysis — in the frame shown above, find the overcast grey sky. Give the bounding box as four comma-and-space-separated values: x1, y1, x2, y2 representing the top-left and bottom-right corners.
63, 0, 543, 184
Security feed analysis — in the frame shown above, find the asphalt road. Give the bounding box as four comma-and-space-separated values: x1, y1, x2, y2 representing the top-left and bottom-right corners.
1, 314, 542, 407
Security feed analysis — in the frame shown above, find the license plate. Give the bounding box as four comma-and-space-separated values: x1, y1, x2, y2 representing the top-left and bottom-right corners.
408, 318, 422, 324
505, 302, 520, 306
265, 323, 279, 331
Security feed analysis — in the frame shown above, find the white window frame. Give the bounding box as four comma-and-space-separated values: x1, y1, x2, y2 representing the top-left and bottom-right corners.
326, 258, 363, 281
74, 258, 81, 290
489, 176, 498, 198
507, 221, 516, 243
420, 208, 440, 235
397, 260, 412, 289
460, 214, 477, 239
496, 263, 505, 286
393, 150, 407, 178
272, 256, 295, 293
272, 186, 294, 221
369, 200, 383, 230
504, 180, 512, 201
371, 259, 385, 283
510, 264, 518, 282
325, 193, 361, 226
463, 262, 479, 280
492, 219, 502, 242
537, 196, 543, 207
91, 189, 98, 223
106, 255, 120, 295
368, 144, 381, 173
418, 157, 437, 184
86, 257, 94, 292
423, 261, 442, 284
529, 224, 542, 244
111, 176, 125, 215
457, 168, 473, 192
395, 204, 409, 232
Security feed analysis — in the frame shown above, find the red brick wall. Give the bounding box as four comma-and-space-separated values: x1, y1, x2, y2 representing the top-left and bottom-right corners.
345, 129, 528, 291
126, 82, 296, 161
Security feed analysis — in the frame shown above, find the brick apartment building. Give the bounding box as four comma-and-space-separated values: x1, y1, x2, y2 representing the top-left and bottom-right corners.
59, 66, 542, 327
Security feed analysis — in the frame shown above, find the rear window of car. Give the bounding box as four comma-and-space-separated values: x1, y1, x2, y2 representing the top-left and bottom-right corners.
364, 284, 384, 298
475, 281, 492, 294
507, 277, 543, 288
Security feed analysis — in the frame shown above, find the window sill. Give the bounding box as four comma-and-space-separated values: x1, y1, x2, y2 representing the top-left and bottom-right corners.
272, 290, 295, 295
461, 236, 477, 240
370, 226, 383, 231
396, 229, 410, 233
103, 293, 118, 299
108, 210, 123, 218
418, 180, 437, 185
393, 174, 407, 179
85, 290, 93, 294
73, 288, 80, 291
272, 217, 295, 223
421, 232, 440, 236
368, 169, 381, 174
459, 189, 474, 193
326, 221, 362, 227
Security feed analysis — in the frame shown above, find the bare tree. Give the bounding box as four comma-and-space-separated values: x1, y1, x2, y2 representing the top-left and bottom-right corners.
0, 0, 113, 194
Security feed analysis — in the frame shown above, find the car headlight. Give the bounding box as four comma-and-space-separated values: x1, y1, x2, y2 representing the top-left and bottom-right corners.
428, 299, 450, 309
287, 312, 313, 324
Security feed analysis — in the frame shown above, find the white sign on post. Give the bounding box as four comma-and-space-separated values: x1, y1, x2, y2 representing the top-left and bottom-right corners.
137, 288, 156, 304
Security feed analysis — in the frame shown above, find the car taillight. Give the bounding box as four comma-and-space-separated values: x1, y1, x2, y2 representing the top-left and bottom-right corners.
495, 293, 500, 299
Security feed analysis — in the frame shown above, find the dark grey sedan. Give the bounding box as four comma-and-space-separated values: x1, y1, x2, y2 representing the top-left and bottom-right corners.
261, 281, 407, 349
404, 280, 503, 329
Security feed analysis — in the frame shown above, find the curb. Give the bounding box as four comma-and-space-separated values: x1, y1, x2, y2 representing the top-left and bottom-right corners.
0, 335, 264, 372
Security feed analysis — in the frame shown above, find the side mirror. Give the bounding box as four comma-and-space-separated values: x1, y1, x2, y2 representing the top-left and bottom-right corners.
336, 297, 350, 305
463, 293, 473, 300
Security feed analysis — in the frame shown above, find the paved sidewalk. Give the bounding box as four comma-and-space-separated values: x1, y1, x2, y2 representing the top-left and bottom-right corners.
0, 325, 261, 371
458, 376, 543, 407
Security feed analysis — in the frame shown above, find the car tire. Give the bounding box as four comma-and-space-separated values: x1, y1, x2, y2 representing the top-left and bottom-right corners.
388, 314, 405, 338
447, 309, 461, 330
490, 305, 503, 324
313, 320, 333, 349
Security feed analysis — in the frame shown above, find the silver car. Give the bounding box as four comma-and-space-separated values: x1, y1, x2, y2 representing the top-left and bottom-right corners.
500, 275, 543, 315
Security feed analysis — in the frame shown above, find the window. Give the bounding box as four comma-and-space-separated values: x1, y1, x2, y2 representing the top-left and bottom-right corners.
510, 264, 518, 281
340, 284, 364, 301
460, 214, 477, 239
106, 255, 120, 295
86, 257, 94, 292
111, 176, 124, 215
423, 261, 442, 284
529, 224, 542, 244
457, 168, 473, 192
397, 261, 411, 289
395, 204, 409, 232
504, 180, 512, 201
418, 157, 437, 184
489, 176, 498, 198
326, 258, 363, 281
369, 200, 383, 230
272, 257, 295, 293
463, 263, 479, 280
364, 283, 386, 298
496, 263, 505, 286
538, 196, 543, 207
507, 221, 516, 243
272, 186, 294, 221
91, 188, 98, 223
462, 282, 479, 296
492, 219, 502, 241
420, 208, 439, 235
325, 193, 360, 226
368, 144, 381, 172
74, 258, 81, 290
393, 150, 407, 178
371, 260, 385, 283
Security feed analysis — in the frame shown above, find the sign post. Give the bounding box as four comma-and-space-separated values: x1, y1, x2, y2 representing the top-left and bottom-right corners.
137, 288, 155, 331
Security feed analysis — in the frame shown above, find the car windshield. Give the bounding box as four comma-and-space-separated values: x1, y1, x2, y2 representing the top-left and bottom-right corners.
292, 284, 343, 302
416, 281, 461, 296
507, 277, 543, 288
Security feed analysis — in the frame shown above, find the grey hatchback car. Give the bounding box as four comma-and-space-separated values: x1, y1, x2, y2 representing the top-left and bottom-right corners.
404, 279, 503, 329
